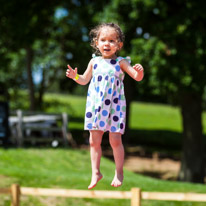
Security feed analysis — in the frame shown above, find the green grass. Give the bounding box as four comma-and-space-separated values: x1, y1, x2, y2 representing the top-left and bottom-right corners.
0, 148, 206, 206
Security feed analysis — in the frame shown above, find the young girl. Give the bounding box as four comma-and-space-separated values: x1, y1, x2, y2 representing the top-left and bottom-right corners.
66, 23, 144, 189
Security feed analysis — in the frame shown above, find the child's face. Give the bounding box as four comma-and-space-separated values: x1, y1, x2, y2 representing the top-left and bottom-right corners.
96, 27, 123, 59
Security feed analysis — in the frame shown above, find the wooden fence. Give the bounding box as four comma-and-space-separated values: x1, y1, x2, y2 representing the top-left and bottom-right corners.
1, 184, 206, 206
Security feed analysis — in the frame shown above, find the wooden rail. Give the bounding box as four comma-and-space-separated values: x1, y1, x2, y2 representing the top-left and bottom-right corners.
1, 184, 206, 206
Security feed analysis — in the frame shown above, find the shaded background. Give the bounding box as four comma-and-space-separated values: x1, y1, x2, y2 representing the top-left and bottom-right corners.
0, 0, 206, 184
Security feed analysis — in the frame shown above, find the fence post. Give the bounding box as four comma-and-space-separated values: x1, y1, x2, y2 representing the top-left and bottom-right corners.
16, 110, 23, 147
11, 184, 20, 206
131, 188, 141, 206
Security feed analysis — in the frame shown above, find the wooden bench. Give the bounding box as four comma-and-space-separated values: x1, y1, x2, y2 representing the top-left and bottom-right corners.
9, 110, 75, 147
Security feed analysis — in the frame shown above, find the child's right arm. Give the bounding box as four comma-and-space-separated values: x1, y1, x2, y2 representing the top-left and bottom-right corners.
66, 59, 93, 85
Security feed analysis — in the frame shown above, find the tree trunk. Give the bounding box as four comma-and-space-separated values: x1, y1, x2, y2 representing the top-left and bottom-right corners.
178, 92, 205, 183
26, 47, 35, 111
37, 66, 46, 110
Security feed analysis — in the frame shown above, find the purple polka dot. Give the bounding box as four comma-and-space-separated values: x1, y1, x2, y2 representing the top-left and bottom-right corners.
113, 116, 119, 122
117, 80, 119, 86
110, 59, 116, 64
98, 106, 101, 112
105, 75, 109, 80
94, 64, 98, 69
113, 98, 118, 104
120, 123, 124, 129
100, 91, 103, 96
105, 99, 111, 105
98, 75, 102, 81
86, 112, 92, 118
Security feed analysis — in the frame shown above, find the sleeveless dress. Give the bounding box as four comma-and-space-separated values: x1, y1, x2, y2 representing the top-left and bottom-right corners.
84, 56, 130, 134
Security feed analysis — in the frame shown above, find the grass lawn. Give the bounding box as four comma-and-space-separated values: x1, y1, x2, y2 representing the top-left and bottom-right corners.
0, 148, 206, 206
43, 93, 206, 151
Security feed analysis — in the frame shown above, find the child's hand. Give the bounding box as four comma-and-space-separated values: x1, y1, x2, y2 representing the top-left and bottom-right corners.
133, 64, 144, 72
66, 65, 78, 79
133, 64, 144, 81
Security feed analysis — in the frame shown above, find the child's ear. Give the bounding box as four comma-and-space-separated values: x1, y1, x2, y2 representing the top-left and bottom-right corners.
96, 41, 99, 48
119, 42, 123, 50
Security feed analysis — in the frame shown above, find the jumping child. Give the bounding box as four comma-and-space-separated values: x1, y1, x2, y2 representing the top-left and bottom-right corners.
66, 22, 144, 189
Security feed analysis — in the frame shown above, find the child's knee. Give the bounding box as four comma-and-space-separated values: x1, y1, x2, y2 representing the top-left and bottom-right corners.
109, 134, 123, 148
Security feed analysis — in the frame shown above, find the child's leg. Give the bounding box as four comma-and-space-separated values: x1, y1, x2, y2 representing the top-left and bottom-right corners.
109, 132, 124, 187
88, 130, 104, 189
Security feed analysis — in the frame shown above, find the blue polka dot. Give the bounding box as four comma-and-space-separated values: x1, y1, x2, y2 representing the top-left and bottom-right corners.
113, 98, 118, 104
110, 59, 116, 64
111, 77, 115, 83
87, 123, 92, 129
95, 109, 98, 114
100, 91, 103, 96
102, 110, 108, 116
93, 76, 95, 82
120, 112, 123, 118
111, 126, 116, 132
86, 112, 92, 118
100, 121, 105, 127
98, 75, 102, 81
119, 95, 121, 100
115, 65, 120, 71
113, 116, 119, 122
95, 117, 98, 123
108, 88, 112, 94
105, 75, 109, 80
113, 91, 117, 96
94, 64, 98, 69
98, 106, 101, 112
116, 105, 120, 111
96, 86, 100, 92
105, 99, 111, 105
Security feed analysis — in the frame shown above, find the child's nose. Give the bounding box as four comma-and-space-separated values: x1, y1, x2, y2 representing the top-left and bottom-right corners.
104, 40, 109, 45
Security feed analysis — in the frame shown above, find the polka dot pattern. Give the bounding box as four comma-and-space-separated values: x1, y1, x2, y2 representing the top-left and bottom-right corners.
84, 56, 129, 134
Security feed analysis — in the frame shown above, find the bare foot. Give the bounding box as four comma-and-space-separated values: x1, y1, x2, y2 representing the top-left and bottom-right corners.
111, 173, 124, 187
88, 173, 103, 189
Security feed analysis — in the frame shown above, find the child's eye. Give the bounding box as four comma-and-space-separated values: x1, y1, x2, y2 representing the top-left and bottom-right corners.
110, 40, 114, 43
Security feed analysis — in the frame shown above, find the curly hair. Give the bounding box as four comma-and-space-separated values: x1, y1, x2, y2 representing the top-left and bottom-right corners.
89, 22, 125, 55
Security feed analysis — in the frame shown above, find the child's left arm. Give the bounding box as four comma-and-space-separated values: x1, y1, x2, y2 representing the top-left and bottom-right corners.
120, 59, 144, 81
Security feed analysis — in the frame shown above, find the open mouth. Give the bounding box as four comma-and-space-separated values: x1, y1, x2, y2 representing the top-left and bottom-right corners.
104, 49, 110, 52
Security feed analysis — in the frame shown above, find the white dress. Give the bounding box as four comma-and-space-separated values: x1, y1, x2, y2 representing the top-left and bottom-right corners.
84, 56, 130, 134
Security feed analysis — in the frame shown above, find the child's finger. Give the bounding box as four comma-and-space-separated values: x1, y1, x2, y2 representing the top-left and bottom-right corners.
67, 64, 73, 71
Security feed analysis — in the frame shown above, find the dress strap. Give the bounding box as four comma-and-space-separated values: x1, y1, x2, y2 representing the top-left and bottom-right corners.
116, 56, 131, 63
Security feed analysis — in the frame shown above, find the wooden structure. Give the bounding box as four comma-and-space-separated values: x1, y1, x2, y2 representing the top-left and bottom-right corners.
1, 184, 206, 206
9, 110, 74, 147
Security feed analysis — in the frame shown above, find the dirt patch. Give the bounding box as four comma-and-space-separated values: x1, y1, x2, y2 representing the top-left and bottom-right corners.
101, 146, 181, 181
124, 155, 180, 180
